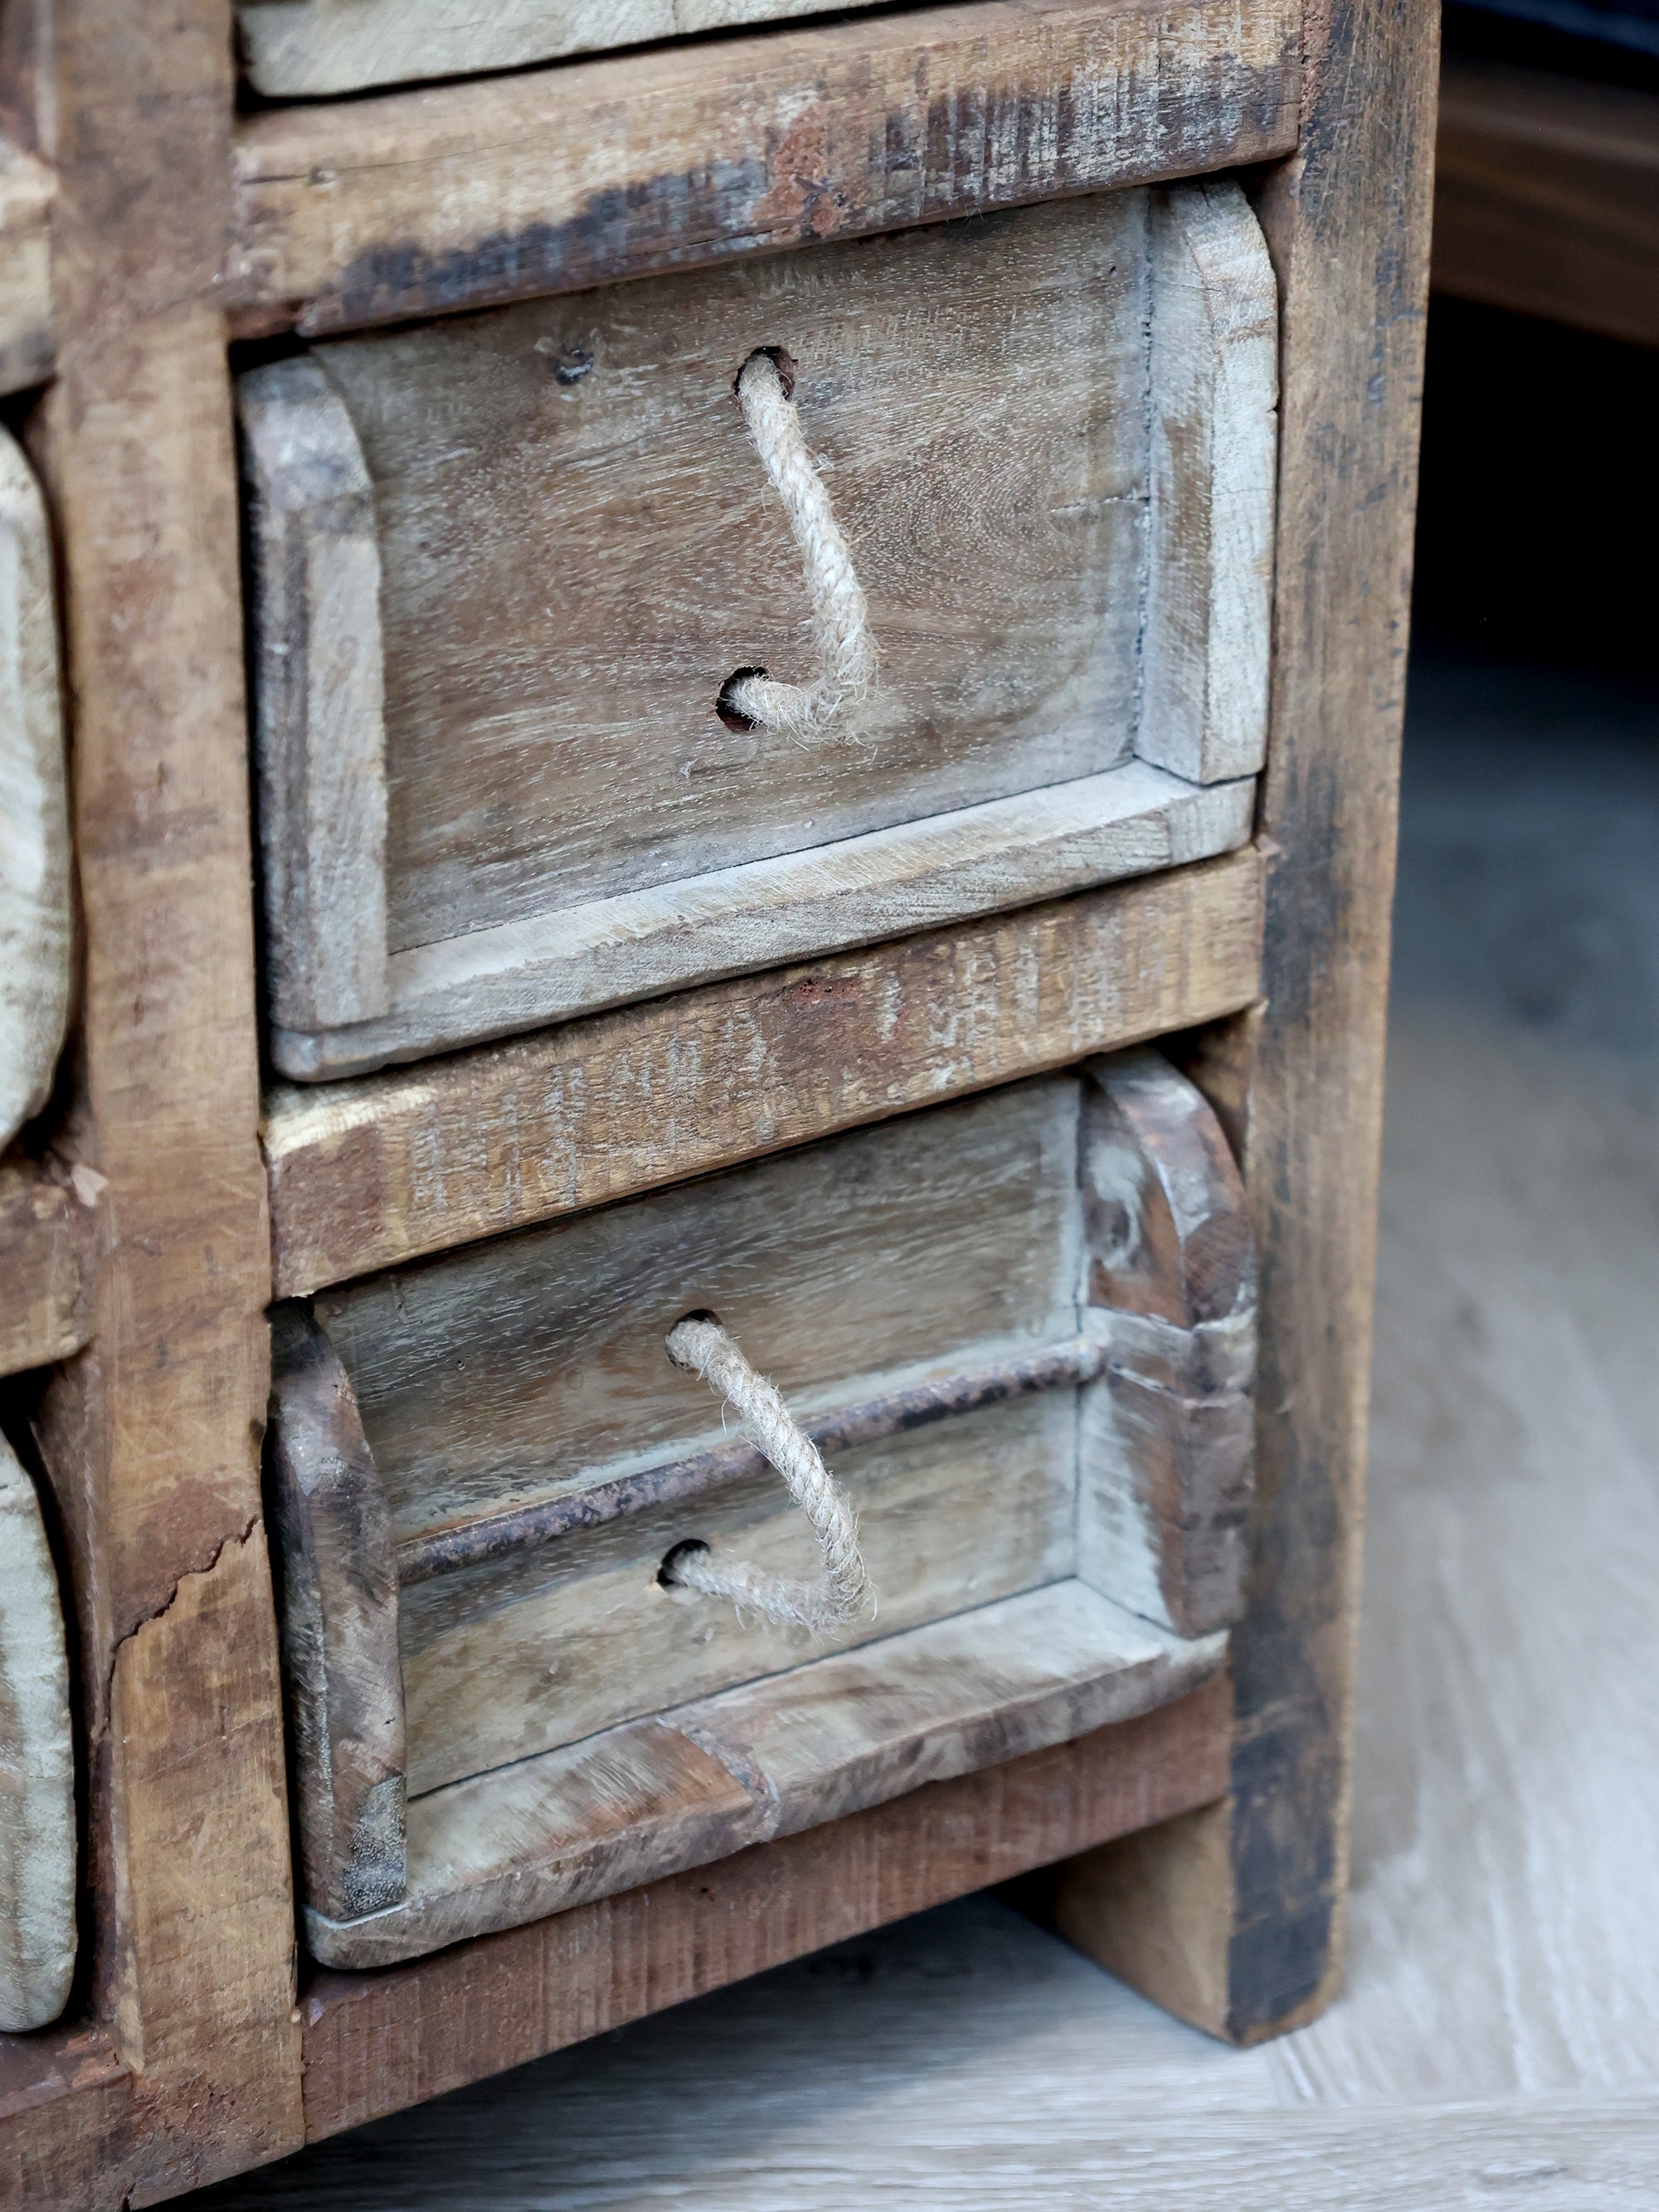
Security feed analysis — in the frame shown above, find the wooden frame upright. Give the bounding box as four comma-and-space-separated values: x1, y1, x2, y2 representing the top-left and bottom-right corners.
0, 0, 1436, 2196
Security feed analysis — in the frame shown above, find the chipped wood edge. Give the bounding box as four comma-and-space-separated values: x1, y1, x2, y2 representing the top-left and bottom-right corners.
0, 1155, 101, 1378
0, 1432, 76, 2033
0, 426, 71, 1149
1075, 1049, 1257, 1637
239, 355, 390, 1033
1139, 179, 1278, 785
269, 1304, 407, 1923
0, 138, 53, 396
263, 848, 1267, 1296
227, 0, 1303, 340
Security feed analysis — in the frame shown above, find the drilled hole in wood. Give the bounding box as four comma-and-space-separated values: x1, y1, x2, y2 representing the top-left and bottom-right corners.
715, 670, 765, 732
658, 1539, 711, 1592
732, 344, 796, 401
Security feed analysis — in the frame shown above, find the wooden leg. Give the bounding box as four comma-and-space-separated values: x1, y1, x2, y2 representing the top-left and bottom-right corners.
1044, 0, 1440, 2044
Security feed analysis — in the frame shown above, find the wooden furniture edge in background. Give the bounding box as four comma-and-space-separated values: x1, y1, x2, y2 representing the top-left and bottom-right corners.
1434, 51, 1659, 350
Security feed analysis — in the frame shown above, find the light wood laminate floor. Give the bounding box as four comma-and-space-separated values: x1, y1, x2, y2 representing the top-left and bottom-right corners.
198, 648, 1659, 2210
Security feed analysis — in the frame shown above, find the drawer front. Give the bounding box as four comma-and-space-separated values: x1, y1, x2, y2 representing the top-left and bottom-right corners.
236, 0, 890, 99
268, 1049, 1257, 1964
241, 185, 1275, 1079
325, 1076, 1086, 1792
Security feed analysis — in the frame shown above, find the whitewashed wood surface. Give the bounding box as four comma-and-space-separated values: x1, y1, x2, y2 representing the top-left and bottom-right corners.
194, 649, 1659, 2203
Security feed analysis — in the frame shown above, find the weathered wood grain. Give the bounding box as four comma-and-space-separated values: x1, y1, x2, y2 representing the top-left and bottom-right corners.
312, 1581, 1224, 1968
253, 192, 1145, 989
248, 179, 1271, 1077
272, 1060, 1244, 1958
0, 425, 70, 1150
298, 1675, 1232, 2138
275, 767, 1251, 1079
1077, 1049, 1256, 1636
240, 356, 389, 1034
1050, 0, 1438, 2044
308, 1719, 765, 1969
322, 1078, 1082, 1537
269, 1306, 407, 1923
0, 1155, 100, 1378
401, 1398, 1078, 1796
0, 136, 52, 396
229, 0, 1302, 341
321, 1077, 1082, 1791
22, 0, 304, 2185
0, 1432, 75, 2033
1433, 56, 1659, 353
679, 1579, 1224, 1843
1141, 179, 1277, 785
235, 0, 895, 97
264, 848, 1266, 1295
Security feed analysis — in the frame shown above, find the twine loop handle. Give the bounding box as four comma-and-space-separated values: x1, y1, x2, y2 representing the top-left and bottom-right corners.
720, 348, 878, 740
662, 1313, 869, 1633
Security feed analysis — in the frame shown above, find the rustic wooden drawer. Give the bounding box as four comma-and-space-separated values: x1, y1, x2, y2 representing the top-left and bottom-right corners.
241, 182, 1275, 1082
236, 0, 893, 97
270, 1048, 1255, 1966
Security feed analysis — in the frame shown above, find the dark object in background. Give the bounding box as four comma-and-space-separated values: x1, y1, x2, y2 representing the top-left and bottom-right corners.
1422, 3, 1659, 678
1413, 297, 1659, 678
1436, 2, 1659, 348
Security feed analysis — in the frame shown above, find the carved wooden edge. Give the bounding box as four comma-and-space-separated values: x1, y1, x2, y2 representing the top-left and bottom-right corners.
264, 848, 1267, 1296
305, 1581, 1224, 1968
268, 1303, 406, 1923
271, 766, 1251, 1081
1076, 1049, 1256, 1639
0, 1432, 76, 2032
248, 172, 1269, 1083
1140, 179, 1278, 787
234, 0, 891, 99
0, 137, 53, 396
0, 1156, 101, 1378
226, 0, 1302, 343
238, 357, 389, 1035
270, 1048, 1242, 1966
0, 425, 71, 1149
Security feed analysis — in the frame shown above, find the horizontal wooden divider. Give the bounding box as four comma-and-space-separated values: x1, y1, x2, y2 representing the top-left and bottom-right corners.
0, 1158, 100, 1379
229, 0, 1301, 339
298, 1673, 1232, 2143
264, 848, 1264, 1295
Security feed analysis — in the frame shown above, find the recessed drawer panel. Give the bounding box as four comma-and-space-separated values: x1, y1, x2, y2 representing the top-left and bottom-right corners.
241, 184, 1275, 1080
268, 1048, 1258, 1966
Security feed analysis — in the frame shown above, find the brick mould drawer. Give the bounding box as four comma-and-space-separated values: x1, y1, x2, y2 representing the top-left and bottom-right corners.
240, 182, 1277, 1081
269, 1048, 1257, 1967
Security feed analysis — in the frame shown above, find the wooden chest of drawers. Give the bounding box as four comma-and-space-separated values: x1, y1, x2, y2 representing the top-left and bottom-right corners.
0, 0, 1435, 2200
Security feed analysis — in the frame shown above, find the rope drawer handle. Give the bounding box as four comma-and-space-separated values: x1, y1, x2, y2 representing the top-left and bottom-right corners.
718, 348, 878, 741
661, 1312, 870, 1633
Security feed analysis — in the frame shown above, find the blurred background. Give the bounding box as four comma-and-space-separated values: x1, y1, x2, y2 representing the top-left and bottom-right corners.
197, 13, 1659, 2203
